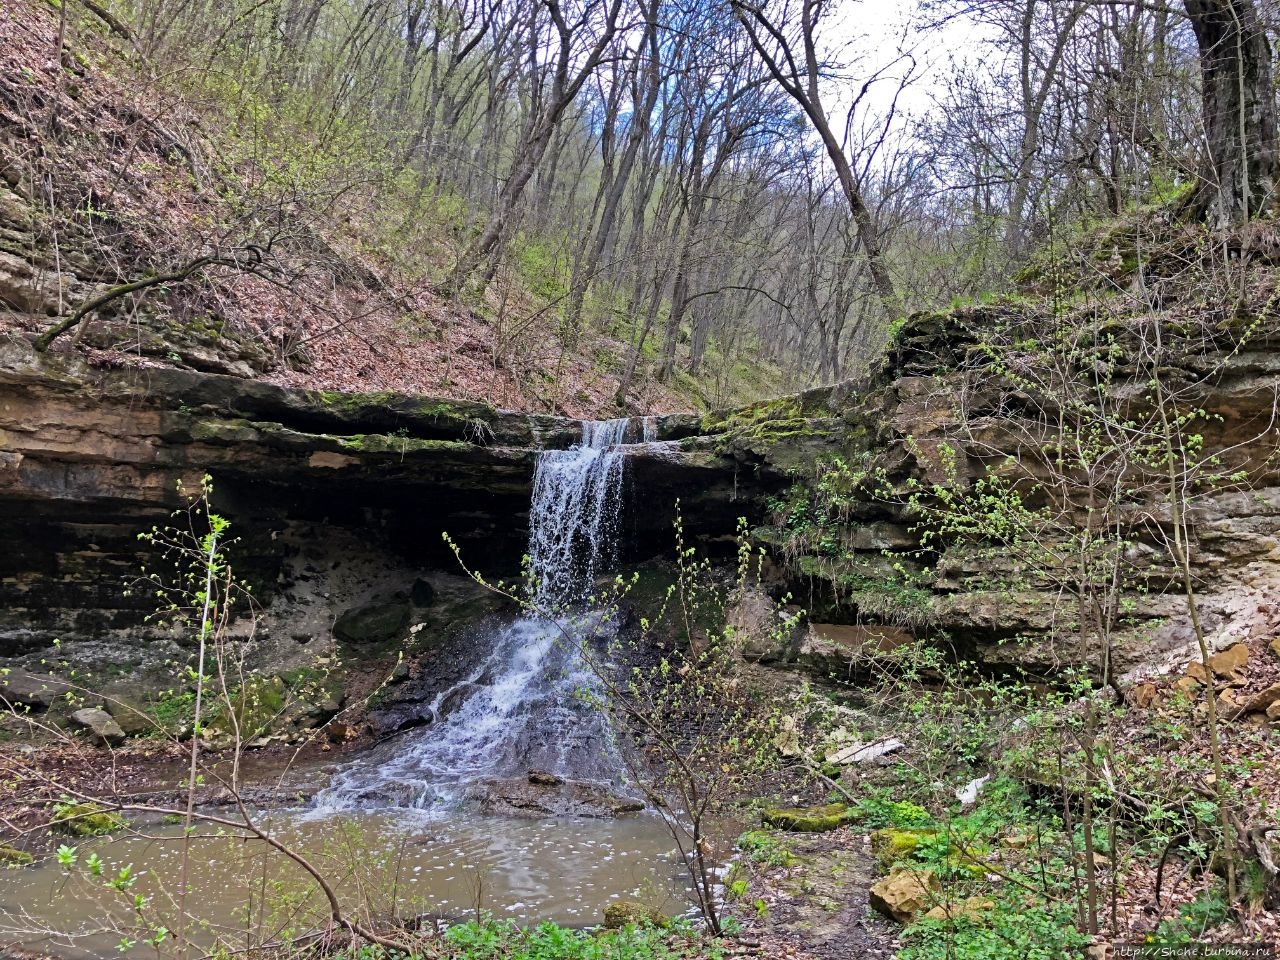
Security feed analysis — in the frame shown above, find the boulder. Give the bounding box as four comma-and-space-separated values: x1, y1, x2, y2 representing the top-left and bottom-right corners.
1271, 637, 1280, 660
528, 769, 564, 786
868, 866, 940, 923
1206, 643, 1250, 679
69, 707, 126, 745
763, 803, 852, 832
105, 698, 154, 737
334, 599, 411, 644
1242, 681, 1280, 715
0, 670, 61, 709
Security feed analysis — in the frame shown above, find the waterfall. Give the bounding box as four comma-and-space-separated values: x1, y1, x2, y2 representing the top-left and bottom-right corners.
311, 421, 632, 814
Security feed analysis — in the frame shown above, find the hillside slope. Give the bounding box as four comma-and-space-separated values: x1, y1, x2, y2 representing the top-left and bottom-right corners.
0, 1, 724, 416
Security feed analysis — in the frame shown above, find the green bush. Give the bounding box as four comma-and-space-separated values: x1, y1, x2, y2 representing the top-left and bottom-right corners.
852, 794, 932, 830
332, 919, 717, 959
901, 902, 1088, 960
737, 829, 796, 867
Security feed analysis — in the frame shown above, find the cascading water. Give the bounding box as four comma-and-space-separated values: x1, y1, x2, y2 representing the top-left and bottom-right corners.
312, 420, 633, 814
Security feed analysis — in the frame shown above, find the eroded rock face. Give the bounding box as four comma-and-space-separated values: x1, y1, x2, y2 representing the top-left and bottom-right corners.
725, 306, 1280, 682
0, 336, 747, 701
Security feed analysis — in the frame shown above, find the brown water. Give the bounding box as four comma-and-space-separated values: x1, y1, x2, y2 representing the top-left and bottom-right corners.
0, 810, 691, 959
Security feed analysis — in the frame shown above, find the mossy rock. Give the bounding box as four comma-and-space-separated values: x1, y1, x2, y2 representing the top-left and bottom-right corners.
334, 598, 411, 644
871, 827, 939, 867
602, 900, 668, 929
763, 802, 853, 832
0, 844, 33, 866
51, 801, 127, 836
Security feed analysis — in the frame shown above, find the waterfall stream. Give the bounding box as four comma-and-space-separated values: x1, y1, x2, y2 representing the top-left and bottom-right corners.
0, 420, 696, 955
313, 420, 633, 814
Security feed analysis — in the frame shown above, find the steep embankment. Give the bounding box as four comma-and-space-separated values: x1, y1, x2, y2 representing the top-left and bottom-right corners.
0, 2, 706, 416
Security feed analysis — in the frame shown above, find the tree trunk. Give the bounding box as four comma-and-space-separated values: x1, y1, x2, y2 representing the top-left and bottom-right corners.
1185, 0, 1278, 226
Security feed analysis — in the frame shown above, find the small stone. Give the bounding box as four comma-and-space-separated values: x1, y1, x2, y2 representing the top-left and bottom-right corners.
1186, 662, 1208, 683
1207, 643, 1250, 679
1267, 700, 1280, 721
69, 707, 126, 745
868, 867, 940, 924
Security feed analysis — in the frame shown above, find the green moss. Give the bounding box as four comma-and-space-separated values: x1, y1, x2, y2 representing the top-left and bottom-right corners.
602, 900, 669, 930
207, 675, 286, 741
737, 829, 798, 867
51, 801, 127, 836
763, 802, 853, 832
0, 844, 34, 866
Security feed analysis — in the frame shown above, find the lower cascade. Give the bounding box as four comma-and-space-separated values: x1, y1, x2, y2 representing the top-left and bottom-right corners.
312, 420, 633, 813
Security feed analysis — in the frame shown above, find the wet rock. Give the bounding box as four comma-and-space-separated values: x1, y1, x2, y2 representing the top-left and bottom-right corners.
602, 900, 668, 929
411, 578, 436, 607
334, 599, 411, 644
0, 670, 61, 709
474, 777, 644, 818
0, 844, 33, 866
69, 707, 126, 745
51, 801, 127, 836
868, 866, 940, 924
763, 803, 852, 832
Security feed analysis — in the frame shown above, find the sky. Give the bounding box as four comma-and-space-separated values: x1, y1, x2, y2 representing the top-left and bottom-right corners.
821, 0, 994, 140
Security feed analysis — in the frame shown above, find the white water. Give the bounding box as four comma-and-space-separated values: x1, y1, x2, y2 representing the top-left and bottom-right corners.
313, 420, 634, 814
